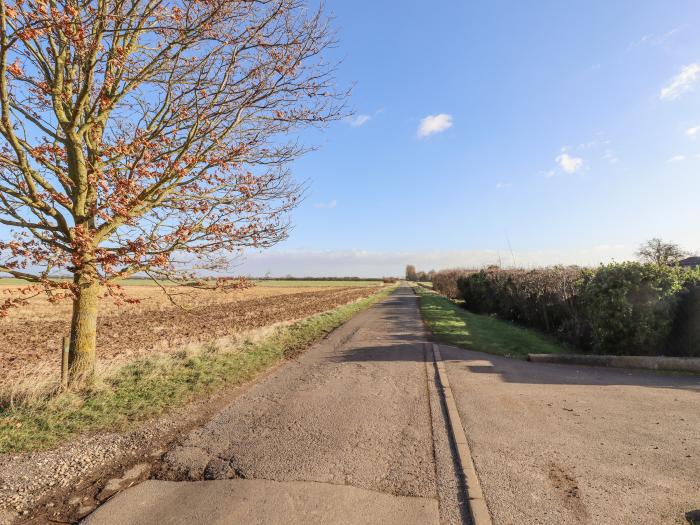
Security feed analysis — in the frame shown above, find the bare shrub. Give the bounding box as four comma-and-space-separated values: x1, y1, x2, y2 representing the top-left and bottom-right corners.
431, 268, 477, 299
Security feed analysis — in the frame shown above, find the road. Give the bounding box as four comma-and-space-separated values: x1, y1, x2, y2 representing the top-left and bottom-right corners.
440, 344, 700, 524
85, 287, 466, 524
85, 286, 700, 525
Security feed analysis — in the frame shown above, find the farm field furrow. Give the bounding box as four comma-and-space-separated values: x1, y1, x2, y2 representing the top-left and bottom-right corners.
0, 284, 382, 390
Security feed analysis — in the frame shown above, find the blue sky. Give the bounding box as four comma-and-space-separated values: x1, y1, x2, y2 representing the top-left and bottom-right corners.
3, 2, 696, 278
238, 0, 700, 276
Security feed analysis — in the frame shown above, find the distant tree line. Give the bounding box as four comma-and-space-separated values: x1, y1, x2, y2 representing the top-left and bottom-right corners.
405, 265, 435, 282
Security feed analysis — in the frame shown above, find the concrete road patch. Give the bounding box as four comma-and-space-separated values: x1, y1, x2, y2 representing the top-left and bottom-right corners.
441, 345, 700, 524
82, 479, 439, 525
528, 353, 700, 373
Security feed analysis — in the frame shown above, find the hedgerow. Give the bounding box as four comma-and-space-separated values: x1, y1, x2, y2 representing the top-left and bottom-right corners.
453, 263, 700, 356
432, 268, 477, 299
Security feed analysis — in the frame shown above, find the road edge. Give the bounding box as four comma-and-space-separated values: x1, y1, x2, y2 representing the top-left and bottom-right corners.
431, 343, 493, 525
528, 353, 700, 373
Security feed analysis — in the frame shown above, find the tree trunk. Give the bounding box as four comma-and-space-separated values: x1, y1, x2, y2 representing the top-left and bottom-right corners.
68, 272, 100, 385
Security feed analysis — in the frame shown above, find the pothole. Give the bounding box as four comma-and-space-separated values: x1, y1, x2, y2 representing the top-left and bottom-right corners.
203, 457, 247, 480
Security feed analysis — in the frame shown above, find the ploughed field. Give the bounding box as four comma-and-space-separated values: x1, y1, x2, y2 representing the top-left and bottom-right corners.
0, 282, 383, 390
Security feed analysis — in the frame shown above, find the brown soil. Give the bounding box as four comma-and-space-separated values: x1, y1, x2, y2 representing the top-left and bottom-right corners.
0, 285, 381, 390
548, 461, 589, 521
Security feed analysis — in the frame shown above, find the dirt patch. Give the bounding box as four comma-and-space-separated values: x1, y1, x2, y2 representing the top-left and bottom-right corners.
548, 462, 589, 521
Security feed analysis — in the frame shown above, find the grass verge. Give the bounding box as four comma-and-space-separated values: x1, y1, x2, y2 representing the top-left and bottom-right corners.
0, 286, 395, 453
416, 286, 567, 359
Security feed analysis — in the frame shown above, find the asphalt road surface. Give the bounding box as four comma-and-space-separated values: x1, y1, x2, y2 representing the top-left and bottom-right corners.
86, 287, 466, 524
85, 287, 700, 525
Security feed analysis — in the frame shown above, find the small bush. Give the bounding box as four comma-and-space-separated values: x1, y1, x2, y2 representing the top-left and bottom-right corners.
578, 263, 686, 355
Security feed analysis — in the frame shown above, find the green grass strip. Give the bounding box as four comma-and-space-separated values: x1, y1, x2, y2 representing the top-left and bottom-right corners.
0, 287, 395, 453
416, 286, 567, 359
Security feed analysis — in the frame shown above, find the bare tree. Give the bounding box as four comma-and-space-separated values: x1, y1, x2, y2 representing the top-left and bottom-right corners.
637, 238, 687, 266
405, 264, 417, 281
0, 0, 345, 382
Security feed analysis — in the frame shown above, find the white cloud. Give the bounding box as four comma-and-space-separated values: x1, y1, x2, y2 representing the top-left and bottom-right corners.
686, 125, 700, 138
496, 182, 512, 189
314, 199, 337, 209
555, 152, 584, 174
417, 113, 453, 138
668, 155, 686, 163
347, 114, 371, 127
660, 63, 700, 100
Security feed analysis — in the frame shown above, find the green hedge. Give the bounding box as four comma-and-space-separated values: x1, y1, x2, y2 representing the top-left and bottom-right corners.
455, 263, 700, 356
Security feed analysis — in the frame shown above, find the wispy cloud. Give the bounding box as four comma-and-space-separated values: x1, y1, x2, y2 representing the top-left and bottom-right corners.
347, 114, 371, 127
629, 34, 655, 49
668, 155, 686, 163
686, 125, 700, 138
496, 182, 512, 189
417, 113, 453, 138
603, 149, 619, 164
628, 26, 685, 50
555, 152, 584, 174
660, 63, 700, 100
314, 199, 337, 209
